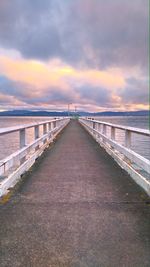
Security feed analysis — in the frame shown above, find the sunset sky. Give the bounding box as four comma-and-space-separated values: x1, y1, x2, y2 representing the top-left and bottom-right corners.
0, 0, 149, 112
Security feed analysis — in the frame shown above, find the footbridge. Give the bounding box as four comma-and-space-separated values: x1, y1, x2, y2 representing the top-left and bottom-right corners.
0, 118, 150, 267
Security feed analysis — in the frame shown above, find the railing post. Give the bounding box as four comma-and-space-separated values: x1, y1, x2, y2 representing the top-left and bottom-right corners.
54, 121, 56, 129
98, 123, 101, 141
59, 120, 62, 129
111, 126, 115, 140
93, 121, 95, 136
51, 120, 56, 138
48, 122, 52, 139
95, 123, 99, 141
19, 129, 26, 164
103, 124, 106, 135
20, 129, 26, 148
43, 123, 47, 134
102, 124, 106, 144
90, 121, 92, 133
51, 122, 54, 136
55, 120, 58, 129
34, 125, 39, 151
48, 122, 51, 132
43, 123, 47, 144
111, 126, 115, 150
125, 130, 131, 148
125, 130, 131, 163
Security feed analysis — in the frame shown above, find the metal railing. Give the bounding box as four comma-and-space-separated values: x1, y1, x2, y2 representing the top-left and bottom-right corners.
0, 117, 70, 197
79, 117, 150, 195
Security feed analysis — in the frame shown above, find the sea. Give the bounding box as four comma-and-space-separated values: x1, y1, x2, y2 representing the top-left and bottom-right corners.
0, 116, 149, 161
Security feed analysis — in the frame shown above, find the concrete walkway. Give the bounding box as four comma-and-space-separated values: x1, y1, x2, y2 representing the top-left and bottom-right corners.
0, 120, 150, 267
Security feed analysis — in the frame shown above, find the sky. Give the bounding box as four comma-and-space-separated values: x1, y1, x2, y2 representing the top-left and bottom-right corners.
0, 0, 149, 112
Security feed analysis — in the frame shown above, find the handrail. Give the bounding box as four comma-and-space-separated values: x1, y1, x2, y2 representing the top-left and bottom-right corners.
83, 118, 150, 136
79, 117, 150, 195
0, 117, 70, 197
0, 118, 65, 135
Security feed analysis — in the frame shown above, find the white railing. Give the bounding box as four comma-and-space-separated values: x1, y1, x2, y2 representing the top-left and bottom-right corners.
0, 117, 70, 197
79, 117, 150, 196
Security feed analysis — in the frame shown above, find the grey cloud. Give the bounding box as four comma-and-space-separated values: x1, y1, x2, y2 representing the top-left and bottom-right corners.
0, 75, 113, 108
69, 0, 148, 70
27, 88, 74, 105
0, 74, 148, 110
0, 0, 148, 71
75, 85, 112, 107
0, 75, 32, 99
0, 0, 64, 60
119, 77, 149, 105
0, 75, 74, 106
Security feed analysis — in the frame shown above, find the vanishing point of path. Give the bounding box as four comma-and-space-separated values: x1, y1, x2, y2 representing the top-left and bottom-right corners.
0, 120, 150, 267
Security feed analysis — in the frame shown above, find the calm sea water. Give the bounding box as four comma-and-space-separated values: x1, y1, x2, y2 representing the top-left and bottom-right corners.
94, 116, 150, 161
0, 116, 149, 161
0, 117, 52, 161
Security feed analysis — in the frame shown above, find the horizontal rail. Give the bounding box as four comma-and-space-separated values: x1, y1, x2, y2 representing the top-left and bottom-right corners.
0, 117, 70, 197
79, 118, 150, 195
0, 118, 65, 135
0, 128, 55, 175
95, 128, 149, 173
84, 118, 150, 136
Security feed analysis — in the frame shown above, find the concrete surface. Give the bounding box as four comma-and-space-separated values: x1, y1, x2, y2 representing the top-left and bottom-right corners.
0, 120, 150, 267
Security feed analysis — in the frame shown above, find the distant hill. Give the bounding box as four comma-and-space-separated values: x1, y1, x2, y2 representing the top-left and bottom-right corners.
74, 110, 149, 117
0, 110, 69, 117
0, 109, 149, 117
88, 110, 149, 117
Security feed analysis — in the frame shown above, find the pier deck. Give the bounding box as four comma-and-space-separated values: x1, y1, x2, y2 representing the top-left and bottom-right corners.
0, 120, 150, 266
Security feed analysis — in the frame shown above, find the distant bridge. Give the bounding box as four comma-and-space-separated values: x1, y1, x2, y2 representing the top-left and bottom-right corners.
0, 118, 150, 266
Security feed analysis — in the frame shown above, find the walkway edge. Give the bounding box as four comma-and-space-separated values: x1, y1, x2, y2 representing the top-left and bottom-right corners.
0, 121, 69, 198
79, 120, 150, 197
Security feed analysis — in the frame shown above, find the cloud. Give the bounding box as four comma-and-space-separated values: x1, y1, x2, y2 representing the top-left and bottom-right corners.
0, 0, 63, 59
0, 55, 126, 106
119, 77, 149, 105
0, 74, 113, 110
0, 75, 34, 102
75, 85, 112, 106
0, 54, 126, 90
0, 53, 148, 111
0, 1, 148, 111
0, 0, 148, 71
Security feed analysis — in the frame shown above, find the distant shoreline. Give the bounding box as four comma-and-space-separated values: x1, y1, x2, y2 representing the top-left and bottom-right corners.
0, 109, 149, 117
